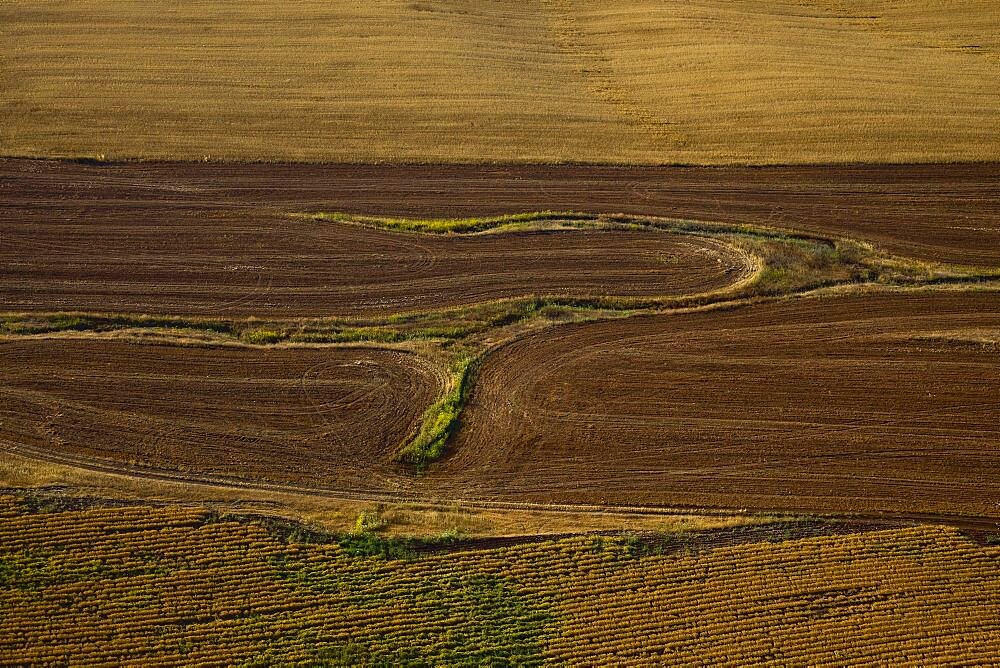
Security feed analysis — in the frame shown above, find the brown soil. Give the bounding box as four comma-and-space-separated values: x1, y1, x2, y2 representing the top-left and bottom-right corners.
0, 340, 441, 490
0, 160, 747, 317
437, 290, 1000, 518
3, 158, 1000, 522
4, 159, 999, 266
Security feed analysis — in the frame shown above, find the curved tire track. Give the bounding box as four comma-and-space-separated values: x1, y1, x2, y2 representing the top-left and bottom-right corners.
0, 340, 442, 489
434, 290, 1000, 518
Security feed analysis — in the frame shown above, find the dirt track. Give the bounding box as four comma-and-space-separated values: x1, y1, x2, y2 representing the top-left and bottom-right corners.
437, 291, 1000, 517
0, 340, 440, 489
4, 159, 999, 266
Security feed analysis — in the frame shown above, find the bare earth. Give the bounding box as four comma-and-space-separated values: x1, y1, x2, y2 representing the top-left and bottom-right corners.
1, 214, 744, 318
3, 159, 999, 268
2, 160, 999, 521
0, 341, 442, 490
439, 291, 1000, 517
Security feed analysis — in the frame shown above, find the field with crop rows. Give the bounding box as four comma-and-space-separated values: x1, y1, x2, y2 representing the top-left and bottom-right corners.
2, 494, 999, 665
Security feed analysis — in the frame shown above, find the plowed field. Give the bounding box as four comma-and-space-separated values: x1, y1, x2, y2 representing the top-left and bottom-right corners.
0, 341, 441, 489
1, 166, 748, 318
3, 159, 1000, 518
440, 291, 1000, 517
4, 159, 998, 266
1, 219, 743, 318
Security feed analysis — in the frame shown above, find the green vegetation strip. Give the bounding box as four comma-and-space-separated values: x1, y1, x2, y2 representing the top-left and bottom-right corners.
307, 210, 589, 233
0, 299, 611, 347
308, 210, 833, 244
6, 212, 1000, 475
0, 313, 233, 336
397, 355, 478, 470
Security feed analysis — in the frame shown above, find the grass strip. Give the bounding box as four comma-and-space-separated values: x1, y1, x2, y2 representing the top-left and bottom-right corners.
397, 355, 478, 470
307, 210, 591, 233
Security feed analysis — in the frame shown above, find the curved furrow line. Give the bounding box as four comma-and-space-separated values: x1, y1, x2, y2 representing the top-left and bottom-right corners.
433, 290, 1000, 518
0, 340, 442, 490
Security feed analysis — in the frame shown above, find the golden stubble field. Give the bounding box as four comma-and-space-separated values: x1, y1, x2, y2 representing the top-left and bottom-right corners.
2, 0, 998, 163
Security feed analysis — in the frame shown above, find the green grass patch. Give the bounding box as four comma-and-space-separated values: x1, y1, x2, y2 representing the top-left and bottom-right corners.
736, 237, 875, 297
240, 327, 285, 345
398, 356, 476, 470
334, 528, 463, 561
289, 326, 405, 344
0, 313, 233, 336
0, 314, 91, 335
308, 210, 591, 234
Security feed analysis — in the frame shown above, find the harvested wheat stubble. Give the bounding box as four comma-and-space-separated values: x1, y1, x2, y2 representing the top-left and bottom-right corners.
2, 0, 998, 163
438, 291, 1000, 517
3, 158, 999, 266
0, 340, 441, 488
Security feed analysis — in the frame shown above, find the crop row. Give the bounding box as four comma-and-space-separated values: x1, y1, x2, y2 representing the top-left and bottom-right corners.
2, 496, 999, 665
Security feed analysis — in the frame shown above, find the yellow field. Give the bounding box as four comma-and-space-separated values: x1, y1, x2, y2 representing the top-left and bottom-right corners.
2, 494, 999, 665
0, 449, 762, 539
2, 0, 998, 163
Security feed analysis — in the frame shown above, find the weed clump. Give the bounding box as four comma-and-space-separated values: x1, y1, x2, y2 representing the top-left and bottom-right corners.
241, 328, 284, 345
309, 211, 590, 234
398, 356, 476, 470
353, 508, 388, 535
